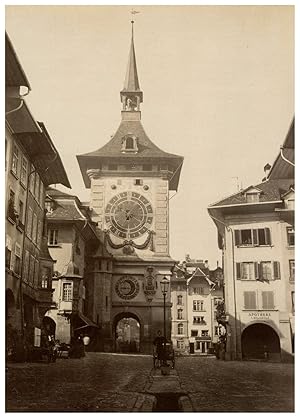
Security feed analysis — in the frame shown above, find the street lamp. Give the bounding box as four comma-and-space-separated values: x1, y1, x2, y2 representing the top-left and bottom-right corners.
160, 276, 169, 366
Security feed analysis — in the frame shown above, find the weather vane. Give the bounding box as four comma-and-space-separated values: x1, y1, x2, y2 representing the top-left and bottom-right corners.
130, 9, 140, 24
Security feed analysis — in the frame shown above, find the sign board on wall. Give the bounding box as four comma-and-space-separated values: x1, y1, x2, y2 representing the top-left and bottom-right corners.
240, 310, 279, 326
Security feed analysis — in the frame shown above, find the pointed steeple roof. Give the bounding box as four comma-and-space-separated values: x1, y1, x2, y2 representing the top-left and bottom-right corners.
122, 22, 141, 93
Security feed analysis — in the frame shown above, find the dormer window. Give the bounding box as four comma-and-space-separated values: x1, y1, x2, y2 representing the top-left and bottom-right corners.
125, 136, 134, 149
121, 135, 138, 153
246, 193, 259, 203
45, 199, 55, 214
243, 186, 262, 203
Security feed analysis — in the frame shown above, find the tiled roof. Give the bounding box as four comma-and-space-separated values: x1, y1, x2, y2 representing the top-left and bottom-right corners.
46, 187, 89, 221
47, 202, 84, 221
209, 179, 293, 208
77, 119, 182, 161
47, 187, 76, 199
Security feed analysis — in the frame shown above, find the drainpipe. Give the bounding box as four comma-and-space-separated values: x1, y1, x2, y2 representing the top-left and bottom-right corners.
19, 167, 36, 347
209, 214, 238, 360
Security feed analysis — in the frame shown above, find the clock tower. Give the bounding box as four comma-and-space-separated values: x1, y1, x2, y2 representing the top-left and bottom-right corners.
77, 22, 183, 353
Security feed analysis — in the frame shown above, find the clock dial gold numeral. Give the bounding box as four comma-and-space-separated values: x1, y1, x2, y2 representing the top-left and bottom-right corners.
105, 191, 153, 239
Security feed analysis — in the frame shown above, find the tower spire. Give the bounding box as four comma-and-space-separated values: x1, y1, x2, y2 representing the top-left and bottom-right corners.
120, 13, 143, 116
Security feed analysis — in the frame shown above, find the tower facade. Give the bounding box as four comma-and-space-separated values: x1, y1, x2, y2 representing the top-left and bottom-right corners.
77, 24, 183, 353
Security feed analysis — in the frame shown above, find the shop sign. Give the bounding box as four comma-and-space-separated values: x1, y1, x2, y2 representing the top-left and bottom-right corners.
242, 311, 277, 322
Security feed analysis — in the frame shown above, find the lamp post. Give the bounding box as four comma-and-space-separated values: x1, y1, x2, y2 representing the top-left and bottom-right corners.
160, 276, 169, 365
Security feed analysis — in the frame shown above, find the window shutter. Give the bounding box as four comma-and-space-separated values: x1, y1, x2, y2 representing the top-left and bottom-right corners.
254, 262, 259, 279
262, 291, 274, 309
257, 262, 263, 281
253, 229, 259, 246
273, 261, 281, 280
262, 291, 268, 309
236, 263, 241, 280
244, 291, 256, 309
234, 230, 241, 246
265, 228, 271, 245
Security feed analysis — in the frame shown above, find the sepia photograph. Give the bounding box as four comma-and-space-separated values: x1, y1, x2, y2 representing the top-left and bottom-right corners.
5, 4, 294, 412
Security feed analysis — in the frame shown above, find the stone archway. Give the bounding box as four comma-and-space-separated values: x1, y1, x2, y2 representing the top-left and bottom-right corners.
42, 316, 56, 337
241, 323, 281, 360
113, 312, 141, 353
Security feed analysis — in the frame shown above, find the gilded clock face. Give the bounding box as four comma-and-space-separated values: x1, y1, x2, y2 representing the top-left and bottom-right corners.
105, 191, 153, 239
115, 276, 139, 300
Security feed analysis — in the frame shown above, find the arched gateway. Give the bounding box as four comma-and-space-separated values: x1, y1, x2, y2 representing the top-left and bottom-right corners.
242, 323, 281, 360
113, 312, 141, 353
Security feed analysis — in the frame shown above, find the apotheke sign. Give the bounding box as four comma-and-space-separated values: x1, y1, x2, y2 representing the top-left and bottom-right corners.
243, 311, 277, 322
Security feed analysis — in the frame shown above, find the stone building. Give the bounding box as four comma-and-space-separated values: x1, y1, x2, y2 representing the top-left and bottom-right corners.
171, 258, 224, 354
5, 33, 70, 359
208, 119, 294, 362
76, 23, 184, 353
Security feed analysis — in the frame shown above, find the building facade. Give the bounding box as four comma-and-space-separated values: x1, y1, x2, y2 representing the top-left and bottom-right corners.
208, 120, 294, 362
44, 188, 105, 348
5, 33, 70, 360
171, 259, 224, 354
76, 24, 184, 353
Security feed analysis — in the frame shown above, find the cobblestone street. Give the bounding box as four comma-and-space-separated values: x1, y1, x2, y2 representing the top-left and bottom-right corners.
6, 353, 294, 412
176, 356, 294, 412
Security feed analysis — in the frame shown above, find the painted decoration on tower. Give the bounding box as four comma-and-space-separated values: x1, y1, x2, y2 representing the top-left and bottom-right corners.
104, 191, 153, 239
115, 275, 140, 300
143, 266, 157, 301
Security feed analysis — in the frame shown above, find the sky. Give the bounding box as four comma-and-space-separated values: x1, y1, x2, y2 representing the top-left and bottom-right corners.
5, 5, 294, 267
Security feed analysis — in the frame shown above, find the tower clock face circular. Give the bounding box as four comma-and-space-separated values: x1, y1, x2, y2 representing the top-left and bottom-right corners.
105, 191, 153, 239
115, 276, 139, 299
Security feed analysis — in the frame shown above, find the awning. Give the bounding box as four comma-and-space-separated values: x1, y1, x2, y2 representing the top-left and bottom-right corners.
74, 313, 99, 331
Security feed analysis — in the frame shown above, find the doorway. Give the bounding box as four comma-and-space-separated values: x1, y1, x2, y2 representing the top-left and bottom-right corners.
242, 323, 280, 360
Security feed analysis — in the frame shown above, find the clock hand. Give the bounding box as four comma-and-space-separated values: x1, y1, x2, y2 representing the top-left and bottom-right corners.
130, 214, 143, 224
127, 203, 140, 216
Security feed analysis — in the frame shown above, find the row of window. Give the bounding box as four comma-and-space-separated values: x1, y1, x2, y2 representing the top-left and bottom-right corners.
236, 260, 294, 281
27, 207, 43, 247
193, 300, 205, 311
177, 325, 211, 337
191, 329, 209, 337
234, 227, 294, 247
243, 290, 275, 310
11, 143, 45, 206
104, 164, 170, 171
23, 251, 40, 287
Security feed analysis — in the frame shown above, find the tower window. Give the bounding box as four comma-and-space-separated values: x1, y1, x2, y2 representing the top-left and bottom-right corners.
125, 137, 134, 149
121, 135, 138, 153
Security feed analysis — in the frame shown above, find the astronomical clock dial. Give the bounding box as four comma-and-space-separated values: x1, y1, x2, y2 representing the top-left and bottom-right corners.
105, 191, 153, 239
115, 276, 139, 300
